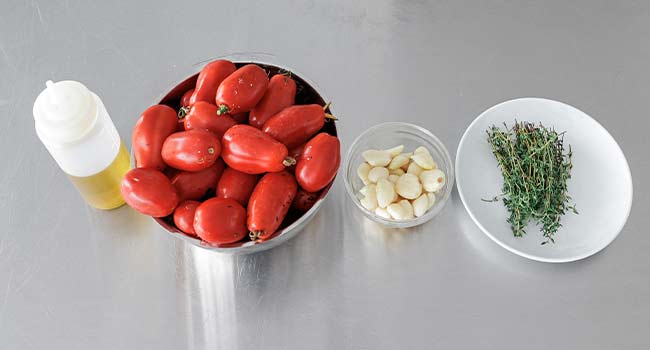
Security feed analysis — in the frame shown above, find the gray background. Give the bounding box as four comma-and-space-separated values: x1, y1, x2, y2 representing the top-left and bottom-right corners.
1, 0, 649, 349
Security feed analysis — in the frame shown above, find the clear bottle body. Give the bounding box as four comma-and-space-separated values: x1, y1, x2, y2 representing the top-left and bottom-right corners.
34, 81, 131, 210
67, 141, 130, 209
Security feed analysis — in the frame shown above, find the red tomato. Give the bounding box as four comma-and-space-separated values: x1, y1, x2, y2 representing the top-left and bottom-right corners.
216, 167, 259, 206
176, 118, 186, 132
215, 64, 269, 115
249, 74, 296, 129
262, 104, 333, 149
180, 88, 194, 107
162, 130, 221, 172
286, 144, 304, 173
132, 105, 178, 171
289, 144, 304, 161
292, 188, 320, 212
173, 200, 200, 236
221, 125, 292, 174
121, 168, 179, 217
184, 101, 237, 139
194, 198, 247, 244
231, 112, 248, 124
189, 60, 236, 106
171, 159, 225, 201
295, 133, 340, 192
247, 171, 297, 240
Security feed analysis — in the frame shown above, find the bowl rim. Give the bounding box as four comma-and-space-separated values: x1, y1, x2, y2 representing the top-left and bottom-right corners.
151, 59, 338, 254
343, 121, 455, 228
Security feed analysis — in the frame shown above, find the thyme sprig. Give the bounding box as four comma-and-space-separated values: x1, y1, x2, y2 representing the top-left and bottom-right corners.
486, 121, 577, 245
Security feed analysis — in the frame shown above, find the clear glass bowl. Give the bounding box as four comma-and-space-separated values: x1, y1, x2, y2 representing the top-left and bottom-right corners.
343, 122, 454, 228
149, 57, 337, 254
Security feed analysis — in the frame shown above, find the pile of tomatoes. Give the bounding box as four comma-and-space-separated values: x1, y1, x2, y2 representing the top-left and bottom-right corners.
120, 60, 341, 246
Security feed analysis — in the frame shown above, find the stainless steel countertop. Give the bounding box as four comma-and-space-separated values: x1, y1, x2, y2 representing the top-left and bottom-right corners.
1, 1, 649, 349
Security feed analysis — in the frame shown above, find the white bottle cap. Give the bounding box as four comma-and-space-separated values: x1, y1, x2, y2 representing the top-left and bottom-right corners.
33, 80, 98, 145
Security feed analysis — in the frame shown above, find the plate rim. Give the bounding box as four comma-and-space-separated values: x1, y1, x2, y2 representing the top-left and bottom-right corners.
455, 97, 634, 263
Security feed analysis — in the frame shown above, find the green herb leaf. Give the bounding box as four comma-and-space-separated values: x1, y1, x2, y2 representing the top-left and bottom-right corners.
486, 121, 577, 244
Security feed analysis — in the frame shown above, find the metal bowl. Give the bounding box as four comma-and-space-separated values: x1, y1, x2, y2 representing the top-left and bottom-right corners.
152, 60, 338, 254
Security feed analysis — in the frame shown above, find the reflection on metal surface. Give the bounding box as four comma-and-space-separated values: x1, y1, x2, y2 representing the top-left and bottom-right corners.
174, 192, 346, 348
179, 245, 238, 349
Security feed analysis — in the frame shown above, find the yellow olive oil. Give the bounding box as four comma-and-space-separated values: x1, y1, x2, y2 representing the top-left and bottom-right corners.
67, 142, 131, 210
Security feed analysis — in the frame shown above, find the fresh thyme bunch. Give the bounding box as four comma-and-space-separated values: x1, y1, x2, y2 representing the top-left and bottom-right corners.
486, 121, 577, 244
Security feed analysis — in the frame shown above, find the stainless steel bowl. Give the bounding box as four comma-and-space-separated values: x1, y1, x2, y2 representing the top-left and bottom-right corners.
152, 59, 338, 254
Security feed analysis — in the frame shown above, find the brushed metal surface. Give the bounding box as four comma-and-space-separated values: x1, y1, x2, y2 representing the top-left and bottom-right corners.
1, 1, 649, 349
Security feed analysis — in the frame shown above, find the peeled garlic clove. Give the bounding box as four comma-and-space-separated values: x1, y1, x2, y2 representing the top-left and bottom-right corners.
360, 185, 377, 211
413, 146, 429, 156
375, 207, 392, 219
400, 153, 413, 171
359, 185, 371, 196
387, 202, 407, 220
388, 154, 410, 170
384, 145, 404, 158
395, 173, 422, 200
389, 168, 405, 176
427, 192, 436, 209
376, 179, 396, 208
411, 147, 436, 170
387, 174, 400, 183
357, 162, 371, 182
367, 167, 389, 183
401, 200, 415, 219
406, 162, 424, 176
412, 194, 429, 217
362, 150, 391, 167
420, 169, 446, 192
388, 199, 414, 220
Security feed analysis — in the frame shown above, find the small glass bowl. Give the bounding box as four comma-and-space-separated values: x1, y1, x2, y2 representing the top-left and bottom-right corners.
343, 122, 454, 228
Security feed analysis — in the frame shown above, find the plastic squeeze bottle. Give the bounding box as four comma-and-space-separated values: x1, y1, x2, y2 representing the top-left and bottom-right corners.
33, 80, 131, 210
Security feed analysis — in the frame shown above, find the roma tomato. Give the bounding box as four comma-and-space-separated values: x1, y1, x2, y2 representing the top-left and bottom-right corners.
180, 88, 194, 107
184, 101, 237, 139
295, 133, 340, 192
189, 60, 236, 106
215, 64, 269, 115
247, 171, 297, 240
121, 168, 179, 217
221, 125, 293, 174
249, 74, 296, 129
262, 104, 335, 149
162, 130, 221, 172
133, 104, 178, 170
292, 188, 320, 212
216, 167, 259, 206
171, 159, 225, 201
286, 143, 304, 173
173, 200, 200, 236
194, 198, 247, 244
289, 144, 304, 161
176, 117, 186, 132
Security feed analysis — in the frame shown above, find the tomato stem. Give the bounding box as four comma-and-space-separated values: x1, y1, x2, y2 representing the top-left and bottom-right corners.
282, 157, 296, 167
324, 113, 338, 121
216, 104, 229, 116
178, 107, 189, 118
249, 231, 262, 240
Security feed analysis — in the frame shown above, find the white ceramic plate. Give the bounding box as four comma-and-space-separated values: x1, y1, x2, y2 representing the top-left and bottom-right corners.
456, 98, 633, 263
